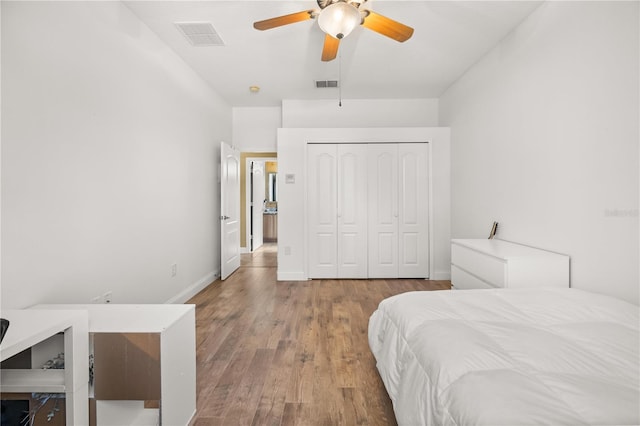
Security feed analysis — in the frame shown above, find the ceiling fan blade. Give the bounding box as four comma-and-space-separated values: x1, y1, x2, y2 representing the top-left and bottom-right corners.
253, 10, 315, 31
361, 10, 414, 42
321, 34, 340, 61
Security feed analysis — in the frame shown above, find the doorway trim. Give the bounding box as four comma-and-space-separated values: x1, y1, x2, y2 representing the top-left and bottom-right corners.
240, 152, 277, 253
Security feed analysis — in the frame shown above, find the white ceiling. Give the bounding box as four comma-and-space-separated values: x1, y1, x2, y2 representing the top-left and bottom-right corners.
124, 0, 543, 107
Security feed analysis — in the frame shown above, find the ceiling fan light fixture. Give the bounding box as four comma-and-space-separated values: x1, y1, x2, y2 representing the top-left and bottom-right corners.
318, 2, 361, 39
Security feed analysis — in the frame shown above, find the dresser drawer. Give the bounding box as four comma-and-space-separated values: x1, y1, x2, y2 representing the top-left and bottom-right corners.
451, 243, 506, 287
451, 265, 496, 290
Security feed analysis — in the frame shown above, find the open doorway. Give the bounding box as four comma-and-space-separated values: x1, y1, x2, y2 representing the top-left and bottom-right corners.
249, 160, 265, 252
262, 161, 278, 245
240, 153, 277, 255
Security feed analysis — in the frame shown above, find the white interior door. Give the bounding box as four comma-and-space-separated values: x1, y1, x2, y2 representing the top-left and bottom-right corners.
220, 142, 240, 280
337, 144, 368, 278
251, 161, 265, 251
398, 143, 429, 277
368, 144, 399, 278
308, 144, 338, 278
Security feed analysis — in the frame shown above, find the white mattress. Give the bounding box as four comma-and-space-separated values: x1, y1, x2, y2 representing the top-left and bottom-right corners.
368, 288, 640, 425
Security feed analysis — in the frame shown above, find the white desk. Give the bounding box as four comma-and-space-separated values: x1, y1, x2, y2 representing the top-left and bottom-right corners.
33, 304, 196, 426
0, 309, 89, 425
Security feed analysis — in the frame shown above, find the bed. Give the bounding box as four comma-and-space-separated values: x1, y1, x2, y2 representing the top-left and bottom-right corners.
368, 288, 639, 425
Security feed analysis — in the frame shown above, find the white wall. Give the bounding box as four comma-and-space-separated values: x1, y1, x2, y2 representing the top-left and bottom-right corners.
0, 2, 3, 309
1, 1, 231, 309
232, 106, 281, 152
440, 1, 639, 304
282, 98, 439, 128
277, 127, 450, 281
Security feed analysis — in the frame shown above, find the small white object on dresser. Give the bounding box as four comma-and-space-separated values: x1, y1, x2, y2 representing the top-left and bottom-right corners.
451, 239, 570, 290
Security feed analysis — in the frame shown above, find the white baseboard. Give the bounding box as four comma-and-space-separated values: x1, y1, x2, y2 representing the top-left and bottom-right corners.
166, 270, 219, 304
432, 270, 452, 281
276, 271, 308, 281
276, 271, 450, 281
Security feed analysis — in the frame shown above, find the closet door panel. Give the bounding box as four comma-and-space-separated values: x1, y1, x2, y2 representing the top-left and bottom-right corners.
316, 233, 336, 265
368, 144, 399, 278
308, 145, 337, 278
402, 233, 419, 261
375, 153, 396, 225
377, 232, 396, 264
398, 143, 429, 277
337, 145, 368, 277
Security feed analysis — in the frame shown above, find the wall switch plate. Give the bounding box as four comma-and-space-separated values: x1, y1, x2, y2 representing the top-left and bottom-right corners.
171, 263, 177, 277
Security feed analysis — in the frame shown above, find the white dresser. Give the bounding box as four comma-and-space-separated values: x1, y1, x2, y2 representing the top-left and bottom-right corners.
451, 239, 570, 290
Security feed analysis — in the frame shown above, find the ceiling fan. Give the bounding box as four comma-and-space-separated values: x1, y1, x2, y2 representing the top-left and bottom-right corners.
253, 0, 414, 61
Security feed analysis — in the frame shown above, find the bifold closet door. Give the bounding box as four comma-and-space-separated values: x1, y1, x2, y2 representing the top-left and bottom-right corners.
308, 144, 337, 278
307, 144, 368, 278
368, 143, 429, 278
367, 144, 398, 277
337, 144, 368, 277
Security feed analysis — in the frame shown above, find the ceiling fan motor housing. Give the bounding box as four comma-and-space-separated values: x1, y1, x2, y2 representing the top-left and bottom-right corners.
317, 0, 367, 8
318, 1, 362, 39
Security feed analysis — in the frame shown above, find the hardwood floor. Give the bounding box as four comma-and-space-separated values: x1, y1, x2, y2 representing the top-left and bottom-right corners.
188, 244, 451, 426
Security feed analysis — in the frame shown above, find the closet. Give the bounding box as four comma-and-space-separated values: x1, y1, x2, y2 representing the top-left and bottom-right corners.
307, 143, 429, 279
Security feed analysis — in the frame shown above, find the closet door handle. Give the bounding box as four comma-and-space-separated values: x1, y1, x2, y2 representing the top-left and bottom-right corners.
394, 194, 399, 218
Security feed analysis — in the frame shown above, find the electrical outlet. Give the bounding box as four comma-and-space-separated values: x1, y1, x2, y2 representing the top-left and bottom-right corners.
102, 291, 112, 304
171, 263, 177, 277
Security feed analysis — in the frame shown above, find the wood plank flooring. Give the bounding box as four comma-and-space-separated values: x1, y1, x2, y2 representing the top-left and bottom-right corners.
188, 244, 451, 426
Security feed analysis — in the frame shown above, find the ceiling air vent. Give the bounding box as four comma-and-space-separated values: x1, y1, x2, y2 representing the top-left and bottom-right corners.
175, 22, 225, 47
315, 80, 339, 88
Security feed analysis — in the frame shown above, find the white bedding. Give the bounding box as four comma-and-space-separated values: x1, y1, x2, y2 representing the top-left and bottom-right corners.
368, 288, 640, 425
